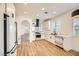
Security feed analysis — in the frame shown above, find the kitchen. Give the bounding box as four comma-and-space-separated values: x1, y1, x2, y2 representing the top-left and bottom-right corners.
0, 3, 79, 56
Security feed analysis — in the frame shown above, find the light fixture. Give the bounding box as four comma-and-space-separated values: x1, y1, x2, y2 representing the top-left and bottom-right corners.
41, 8, 45, 11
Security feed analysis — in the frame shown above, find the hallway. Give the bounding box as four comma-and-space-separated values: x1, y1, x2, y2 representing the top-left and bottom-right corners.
16, 39, 79, 56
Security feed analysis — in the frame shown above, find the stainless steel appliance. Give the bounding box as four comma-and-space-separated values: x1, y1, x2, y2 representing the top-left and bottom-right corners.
4, 13, 18, 56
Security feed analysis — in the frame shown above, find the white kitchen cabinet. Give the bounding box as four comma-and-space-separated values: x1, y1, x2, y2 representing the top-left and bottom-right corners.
0, 4, 5, 56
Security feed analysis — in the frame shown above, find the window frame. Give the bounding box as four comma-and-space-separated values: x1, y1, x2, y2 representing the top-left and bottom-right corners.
73, 18, 79, 36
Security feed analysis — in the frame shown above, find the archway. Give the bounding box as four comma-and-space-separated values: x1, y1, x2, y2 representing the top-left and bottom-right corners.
21, 20, 30, 42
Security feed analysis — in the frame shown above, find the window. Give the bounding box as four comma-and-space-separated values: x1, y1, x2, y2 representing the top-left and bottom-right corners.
48, 20, 51, 30
73, 19, 79, 36
51, 20, 61, 34
56, 20, 61, 33
42, 20, 51, 31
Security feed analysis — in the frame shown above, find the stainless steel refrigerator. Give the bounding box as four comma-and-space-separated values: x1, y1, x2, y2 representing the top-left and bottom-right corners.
4, 4, 18, 56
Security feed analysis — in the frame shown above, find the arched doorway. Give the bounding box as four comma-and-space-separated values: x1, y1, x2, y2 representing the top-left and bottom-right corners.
21, 20, 30, 42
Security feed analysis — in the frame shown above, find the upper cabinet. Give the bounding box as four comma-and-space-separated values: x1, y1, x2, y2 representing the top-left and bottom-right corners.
42, 20, 51, 32
7, 3, 15, 14
6, 3, 15, 21
50, 19, 61, 35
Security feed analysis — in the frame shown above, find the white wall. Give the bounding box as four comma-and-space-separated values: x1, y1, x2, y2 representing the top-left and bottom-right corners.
0, 4, 5, 56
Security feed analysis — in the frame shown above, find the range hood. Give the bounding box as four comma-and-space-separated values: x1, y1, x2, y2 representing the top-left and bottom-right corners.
72, 9, 79, 18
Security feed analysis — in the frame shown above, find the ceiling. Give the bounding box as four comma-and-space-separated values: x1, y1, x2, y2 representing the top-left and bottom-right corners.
15, 3, 79, 20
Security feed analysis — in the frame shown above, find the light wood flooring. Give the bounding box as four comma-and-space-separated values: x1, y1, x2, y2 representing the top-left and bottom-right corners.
16, 39, 79, 56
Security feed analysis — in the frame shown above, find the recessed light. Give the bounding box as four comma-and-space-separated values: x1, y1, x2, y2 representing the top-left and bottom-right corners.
41, 8, 45, 11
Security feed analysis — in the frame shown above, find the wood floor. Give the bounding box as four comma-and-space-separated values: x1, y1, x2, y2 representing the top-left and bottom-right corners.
16, 39, 79, 56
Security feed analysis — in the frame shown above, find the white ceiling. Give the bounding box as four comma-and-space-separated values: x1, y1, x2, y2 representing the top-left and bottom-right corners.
15, 3, 79, 20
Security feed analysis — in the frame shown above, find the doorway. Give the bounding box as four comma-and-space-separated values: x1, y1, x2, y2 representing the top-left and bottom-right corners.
21, 20, 30, 42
